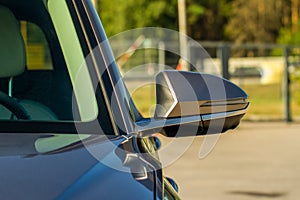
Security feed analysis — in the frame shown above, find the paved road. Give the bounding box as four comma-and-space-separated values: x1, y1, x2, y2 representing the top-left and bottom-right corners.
162, 122, 300, 200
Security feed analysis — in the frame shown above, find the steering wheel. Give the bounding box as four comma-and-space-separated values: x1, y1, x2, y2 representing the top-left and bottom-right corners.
0, 91, 31, 120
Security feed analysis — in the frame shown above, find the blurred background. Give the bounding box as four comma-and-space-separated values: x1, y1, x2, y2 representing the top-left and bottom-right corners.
93, 1, 300, 199
94, 0, 300, 122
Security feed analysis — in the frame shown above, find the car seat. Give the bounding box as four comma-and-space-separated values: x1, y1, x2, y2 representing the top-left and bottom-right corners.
0, 5, 57, 120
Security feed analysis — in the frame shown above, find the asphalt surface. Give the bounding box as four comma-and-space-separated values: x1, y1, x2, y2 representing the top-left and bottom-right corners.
162, 122, 300, 200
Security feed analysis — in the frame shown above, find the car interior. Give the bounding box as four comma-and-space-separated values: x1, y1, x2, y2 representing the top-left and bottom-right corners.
0, 1, 75, 121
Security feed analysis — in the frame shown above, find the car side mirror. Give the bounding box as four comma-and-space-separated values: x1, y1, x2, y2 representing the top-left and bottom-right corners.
135, 70, 249, 137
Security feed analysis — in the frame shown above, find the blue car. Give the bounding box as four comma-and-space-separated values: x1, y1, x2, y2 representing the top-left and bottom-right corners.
0, 0, 249, 199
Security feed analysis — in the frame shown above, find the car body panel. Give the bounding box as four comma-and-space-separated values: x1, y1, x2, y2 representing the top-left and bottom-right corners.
0, 134, 156, 199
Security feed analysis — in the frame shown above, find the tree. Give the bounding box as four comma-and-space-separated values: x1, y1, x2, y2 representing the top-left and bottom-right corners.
226, 0, 288, 44
98, 0, 178, 37
276, 0, 300, 45
98, 0, 233, 41
186, 0, 232, 41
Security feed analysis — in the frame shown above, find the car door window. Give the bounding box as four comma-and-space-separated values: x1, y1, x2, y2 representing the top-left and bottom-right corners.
0, 2, 98, 123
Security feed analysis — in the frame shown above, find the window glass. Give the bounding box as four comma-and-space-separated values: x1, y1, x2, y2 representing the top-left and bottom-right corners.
0, 2, 98, 123
48, 0, 99, 122
21, 21, 53, 70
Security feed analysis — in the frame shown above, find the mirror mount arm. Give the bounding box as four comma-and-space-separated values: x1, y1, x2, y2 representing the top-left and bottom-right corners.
135, 106, 248, 137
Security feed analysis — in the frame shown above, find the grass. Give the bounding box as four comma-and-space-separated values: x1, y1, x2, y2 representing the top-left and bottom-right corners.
241, 84, 282, 118
129, 81, 300, 121
242, 83, 300, 120
130, 84, 156, 118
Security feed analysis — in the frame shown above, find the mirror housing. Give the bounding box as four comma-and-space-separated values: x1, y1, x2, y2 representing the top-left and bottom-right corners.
136, 70, 249, 137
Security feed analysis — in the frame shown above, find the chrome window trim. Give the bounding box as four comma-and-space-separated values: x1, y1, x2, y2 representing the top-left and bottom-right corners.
72, 0, 135, 135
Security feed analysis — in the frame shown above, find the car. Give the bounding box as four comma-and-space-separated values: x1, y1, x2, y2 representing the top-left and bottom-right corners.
231, 66, 263, 78
0, 0, 249, 199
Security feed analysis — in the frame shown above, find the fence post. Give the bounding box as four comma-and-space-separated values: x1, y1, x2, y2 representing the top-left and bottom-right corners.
283, 46, 292, 122
217, 44, 230, 79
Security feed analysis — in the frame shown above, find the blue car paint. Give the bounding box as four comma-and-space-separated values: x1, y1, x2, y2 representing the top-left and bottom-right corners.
0, 135, 156, 200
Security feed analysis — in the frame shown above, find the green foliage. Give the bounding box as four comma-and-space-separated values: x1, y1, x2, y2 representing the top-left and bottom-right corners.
98, 0, 233, 40
98, 0, 296, 45
186, 4, 205, 24
98, 0, 177, 37
186, 0, 232, 40
277, 27, 300, 45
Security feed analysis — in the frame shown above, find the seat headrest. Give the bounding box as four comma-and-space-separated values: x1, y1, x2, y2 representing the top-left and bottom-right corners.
0, 5, 25, 78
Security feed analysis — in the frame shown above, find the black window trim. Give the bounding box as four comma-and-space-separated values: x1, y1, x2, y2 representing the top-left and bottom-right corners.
67, 0, 136, 135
